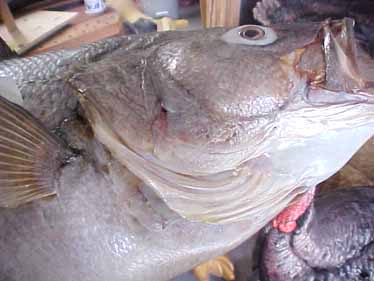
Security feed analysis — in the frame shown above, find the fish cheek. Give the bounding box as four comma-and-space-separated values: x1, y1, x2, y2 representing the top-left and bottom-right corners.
70, 56, 161, 153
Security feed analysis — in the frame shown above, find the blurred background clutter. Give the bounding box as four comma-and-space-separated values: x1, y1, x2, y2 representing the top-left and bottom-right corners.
0, 0, 265, 58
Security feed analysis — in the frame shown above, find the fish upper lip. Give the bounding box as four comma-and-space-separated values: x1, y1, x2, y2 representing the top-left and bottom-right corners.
322, 18, 366, 89
280, 18, 374, 105
297, 18, 374, 102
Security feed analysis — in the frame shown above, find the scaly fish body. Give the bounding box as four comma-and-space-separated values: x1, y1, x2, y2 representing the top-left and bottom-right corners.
0, 19, 373, 280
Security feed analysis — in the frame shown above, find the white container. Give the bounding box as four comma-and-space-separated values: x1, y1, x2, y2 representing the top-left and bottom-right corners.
84, 0, 106, 14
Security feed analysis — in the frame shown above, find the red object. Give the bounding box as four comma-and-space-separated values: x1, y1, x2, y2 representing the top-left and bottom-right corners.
272, 187, 316, 233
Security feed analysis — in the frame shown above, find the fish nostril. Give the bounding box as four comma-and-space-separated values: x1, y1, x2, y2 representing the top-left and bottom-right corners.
160, 105, 168, 114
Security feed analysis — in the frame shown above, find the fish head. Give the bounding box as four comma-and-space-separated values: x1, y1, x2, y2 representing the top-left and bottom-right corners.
73, 18, 373, 225
147, 18, 373, 175
74, 18, 374, 176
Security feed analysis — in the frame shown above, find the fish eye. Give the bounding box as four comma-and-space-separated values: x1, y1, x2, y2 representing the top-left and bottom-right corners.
221, 25, 278, 46
240, 26, 265, 40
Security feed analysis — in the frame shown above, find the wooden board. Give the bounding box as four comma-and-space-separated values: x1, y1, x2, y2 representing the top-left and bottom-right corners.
0, 10, 77, 54
29, 6, 123, 55
200, 0, 241, 28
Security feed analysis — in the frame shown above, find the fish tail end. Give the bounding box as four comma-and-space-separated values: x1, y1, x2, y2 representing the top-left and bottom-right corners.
0, 96, 68, 208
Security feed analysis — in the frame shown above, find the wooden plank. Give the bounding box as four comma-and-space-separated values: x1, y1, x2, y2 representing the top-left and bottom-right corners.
0, 0, 19, 33
199, 0, 207, 27
29, 7, 123, 55
200, 0, 241, 28
0, 10, 77, 54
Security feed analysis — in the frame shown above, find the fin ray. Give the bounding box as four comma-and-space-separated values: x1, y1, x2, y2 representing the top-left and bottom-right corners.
0, 152, 34, 162
0, 114, 45, 144
0, 107, 50, 142
0, 143, 34, 157
0, 126, 41, 149
0, 135, 38, 153
0, 96, 68, 207
0, 98, 56, 142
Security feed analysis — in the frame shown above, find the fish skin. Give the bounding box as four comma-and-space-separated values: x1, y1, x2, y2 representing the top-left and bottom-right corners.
0, 36, 133, 129
0, 22, 322, 129
0, 20, 373, 281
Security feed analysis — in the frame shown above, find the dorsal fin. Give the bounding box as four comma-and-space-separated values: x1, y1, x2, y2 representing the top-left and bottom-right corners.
0, 95, 68, 207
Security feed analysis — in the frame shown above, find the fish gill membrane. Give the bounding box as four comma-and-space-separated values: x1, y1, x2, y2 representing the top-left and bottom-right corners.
67, 17, 374, 237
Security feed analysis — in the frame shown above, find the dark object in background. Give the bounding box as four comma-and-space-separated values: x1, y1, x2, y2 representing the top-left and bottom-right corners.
0, 36, 16, 60
6, 0, 64, 11
257, 187, 374, 281
240, 0, 259, 25
252, 0, 374, 58
123, 18, 157, 34
179, 0, 197, 8
253, 0, 374, 25
6, 0, 84, 12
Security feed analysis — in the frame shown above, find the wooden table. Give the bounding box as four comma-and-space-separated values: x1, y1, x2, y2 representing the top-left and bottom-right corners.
28, 3, 124, 55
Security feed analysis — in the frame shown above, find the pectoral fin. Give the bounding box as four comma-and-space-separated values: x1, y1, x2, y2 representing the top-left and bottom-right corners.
0, 96, 68, 207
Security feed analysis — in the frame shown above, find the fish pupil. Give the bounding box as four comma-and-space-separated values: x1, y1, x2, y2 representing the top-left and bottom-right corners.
240, 28, 264, 40
245, 30, 258, 38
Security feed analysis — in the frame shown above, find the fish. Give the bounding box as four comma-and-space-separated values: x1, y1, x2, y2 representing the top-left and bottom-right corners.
0, 18, 373, 280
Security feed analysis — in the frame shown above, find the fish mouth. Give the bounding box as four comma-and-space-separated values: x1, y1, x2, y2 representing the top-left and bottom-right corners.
320, 18, 366, 91
287, 18, 374, 104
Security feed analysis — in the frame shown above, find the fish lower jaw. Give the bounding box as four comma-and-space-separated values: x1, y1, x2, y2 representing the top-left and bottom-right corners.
270, 123, 374, 190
